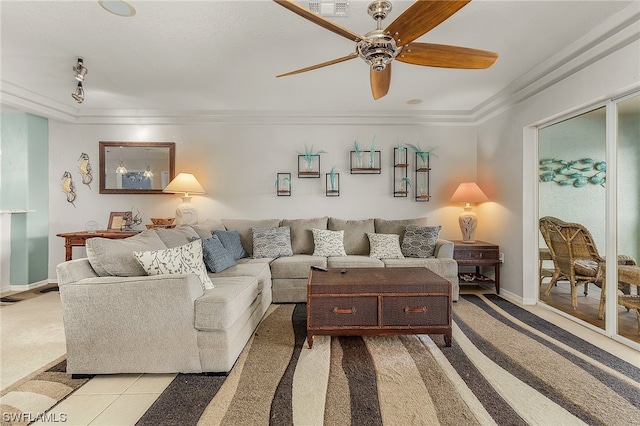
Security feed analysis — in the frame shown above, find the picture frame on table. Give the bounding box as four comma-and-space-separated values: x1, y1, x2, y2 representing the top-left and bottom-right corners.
108, 211, 129, 231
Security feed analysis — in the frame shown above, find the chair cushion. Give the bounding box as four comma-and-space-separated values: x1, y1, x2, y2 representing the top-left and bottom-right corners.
252, 226, 293, 259
214, 230, 249, 260
282, 217, 328, 254
312, 229, 346, 257
328, 217, 374, 255
401, 225, 442, 258
270, 255, 327, 279
86, 230, 166, 277
327, 255, 384, 268
367, 233, 404, 259
133, 239, 214, 290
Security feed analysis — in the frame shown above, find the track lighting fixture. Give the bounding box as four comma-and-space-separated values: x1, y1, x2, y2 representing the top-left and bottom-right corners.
73, 58, 88, 82
71, 82, 85, 103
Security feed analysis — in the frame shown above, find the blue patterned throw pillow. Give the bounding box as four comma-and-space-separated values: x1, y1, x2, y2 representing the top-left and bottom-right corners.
213, 229, 249, 260
252, 226, 293, 259
401, 225, 442, 258
196, 235, 236, 273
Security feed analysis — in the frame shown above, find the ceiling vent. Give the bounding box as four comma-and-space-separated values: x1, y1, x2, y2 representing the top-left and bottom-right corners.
308, 1, 349, 17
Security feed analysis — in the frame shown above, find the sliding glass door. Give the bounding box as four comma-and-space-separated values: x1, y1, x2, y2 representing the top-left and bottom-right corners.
538, 91, 639, 347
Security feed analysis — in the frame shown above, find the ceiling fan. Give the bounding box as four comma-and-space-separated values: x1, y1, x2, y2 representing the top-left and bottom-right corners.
274, 0, 498, 100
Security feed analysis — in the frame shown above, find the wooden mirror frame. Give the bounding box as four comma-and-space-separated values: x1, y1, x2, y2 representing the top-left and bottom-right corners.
99, 141, 176, 194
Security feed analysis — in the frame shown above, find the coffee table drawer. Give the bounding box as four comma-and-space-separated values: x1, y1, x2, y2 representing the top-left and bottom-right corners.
381, 296, 449, 326
308, 296, 378, 327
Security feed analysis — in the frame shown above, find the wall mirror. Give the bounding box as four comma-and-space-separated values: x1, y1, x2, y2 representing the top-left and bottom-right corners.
99, 141, 175, 194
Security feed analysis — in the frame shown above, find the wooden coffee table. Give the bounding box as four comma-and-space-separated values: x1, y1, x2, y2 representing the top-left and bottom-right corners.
306, 267, 452, 348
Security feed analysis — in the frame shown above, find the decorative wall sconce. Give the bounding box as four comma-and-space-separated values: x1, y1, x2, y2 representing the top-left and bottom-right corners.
73, 58, 88, 81
71, 82, 84, 103
276, 173, 291, 196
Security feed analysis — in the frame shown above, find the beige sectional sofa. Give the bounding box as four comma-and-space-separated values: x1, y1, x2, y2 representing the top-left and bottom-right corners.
56, 216, 457, 375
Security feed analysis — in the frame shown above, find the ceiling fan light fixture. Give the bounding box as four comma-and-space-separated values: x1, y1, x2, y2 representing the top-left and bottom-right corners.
357, 32, 398, 71
308, 0, 349, 17
71, 82, 84, 103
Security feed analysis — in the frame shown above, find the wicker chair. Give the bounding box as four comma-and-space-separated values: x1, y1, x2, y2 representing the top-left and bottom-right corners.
598, 265, 640, 333
539, 216, 636, 310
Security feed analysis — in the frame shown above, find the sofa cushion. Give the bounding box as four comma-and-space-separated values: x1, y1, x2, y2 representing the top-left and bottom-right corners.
282, 217, 328, 254
86, 230, 166, 277
270, 255, 327, 279
401, 225, 442, 258
221, 218, 281, 256
213, 230, 249, 260
195, 276, 259, 331
252, 226, 293, 259
155, 226, 200, 248
327, 255, 384, 268
133, 239, 214, 290
374, 217, 429, 244
367, 233, 405, 259
312, 229, 347, 257
328, 218, 374, 255
197, 235, 236, 273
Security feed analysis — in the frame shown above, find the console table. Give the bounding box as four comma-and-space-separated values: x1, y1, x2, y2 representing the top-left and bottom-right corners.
306, 267, 452, 348
57, 231, 139, 261
453, 240, 501, 293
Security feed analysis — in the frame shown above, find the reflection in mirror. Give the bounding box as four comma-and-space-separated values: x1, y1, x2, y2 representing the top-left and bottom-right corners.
99, 142, 175, 194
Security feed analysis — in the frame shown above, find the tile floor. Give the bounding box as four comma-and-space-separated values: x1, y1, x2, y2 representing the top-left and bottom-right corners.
2, 287, 639, 425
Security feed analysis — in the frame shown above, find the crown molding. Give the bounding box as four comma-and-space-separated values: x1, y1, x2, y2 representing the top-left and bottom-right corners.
2, 3, 638, 126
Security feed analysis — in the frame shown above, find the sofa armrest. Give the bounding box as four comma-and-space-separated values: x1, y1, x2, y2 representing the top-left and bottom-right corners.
59, 274, 205, 374
434, 239, 454, 258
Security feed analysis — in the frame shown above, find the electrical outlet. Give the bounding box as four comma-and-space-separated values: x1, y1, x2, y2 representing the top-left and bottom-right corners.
499, 252, 505, 263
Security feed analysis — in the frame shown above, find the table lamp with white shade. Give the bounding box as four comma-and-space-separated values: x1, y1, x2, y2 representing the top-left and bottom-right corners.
163, 173, 205, 225
450, 182, 489, 243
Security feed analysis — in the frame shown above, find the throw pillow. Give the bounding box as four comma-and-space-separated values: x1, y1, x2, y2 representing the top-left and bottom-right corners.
213, 230, 249, 260
312, 229, 347, 257
401, 225, 442, 258
252, 226, 293, 259
194, 235, 236, 273
86, 230, 167, 277
367, 233, 404, 259
155, 226, 200, 248
133, 240, 214, 290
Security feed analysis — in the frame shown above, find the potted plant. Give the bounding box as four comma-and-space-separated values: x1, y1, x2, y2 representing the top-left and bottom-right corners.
353, 139, 364, 168
397, 176, 411, 194
299, 144, 327, 172
369, 137, 376, 169
406, 143, 434, 170
275, 175, 291, 194
327, 166, 339, 195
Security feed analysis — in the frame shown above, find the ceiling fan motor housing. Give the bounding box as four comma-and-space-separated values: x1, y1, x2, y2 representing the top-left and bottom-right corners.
357, 31, 398, 71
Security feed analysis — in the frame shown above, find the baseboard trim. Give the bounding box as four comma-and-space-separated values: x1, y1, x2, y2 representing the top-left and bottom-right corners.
9, 279, 50, 292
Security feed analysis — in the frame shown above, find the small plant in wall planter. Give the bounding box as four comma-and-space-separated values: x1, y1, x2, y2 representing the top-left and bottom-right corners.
326, 166, 340, 196
406, 143, 435, 170
397, 176, 411, 194
298, 144, 326, 178
275, 173, 291, 196
369, 137, 376, 168
353, 139, 364, 168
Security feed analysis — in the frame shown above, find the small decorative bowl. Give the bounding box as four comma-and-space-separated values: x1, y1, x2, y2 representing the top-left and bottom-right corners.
150, 218, 175, 226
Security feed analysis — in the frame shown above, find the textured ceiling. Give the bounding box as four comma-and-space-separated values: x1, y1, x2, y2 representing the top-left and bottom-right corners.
0, 0, 637, 123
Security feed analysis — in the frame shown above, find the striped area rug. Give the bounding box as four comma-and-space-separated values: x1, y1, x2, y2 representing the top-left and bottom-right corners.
136, 295, 640, 425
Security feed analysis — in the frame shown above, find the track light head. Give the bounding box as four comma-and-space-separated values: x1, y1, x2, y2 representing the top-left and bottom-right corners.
73, 58, 88, 81
71, 81, 84, 103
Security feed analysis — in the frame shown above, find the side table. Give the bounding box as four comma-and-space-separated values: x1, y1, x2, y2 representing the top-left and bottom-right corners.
453, 240, 501, 294
57, 230, 139, 261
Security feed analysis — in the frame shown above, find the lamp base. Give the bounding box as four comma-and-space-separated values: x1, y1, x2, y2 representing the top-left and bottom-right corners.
174, 196, 198, 226
458, 208, 478, 244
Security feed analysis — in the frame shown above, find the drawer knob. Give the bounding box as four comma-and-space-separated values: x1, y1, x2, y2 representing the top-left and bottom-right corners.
332, 307, 356, 315
404, 306, 427, 314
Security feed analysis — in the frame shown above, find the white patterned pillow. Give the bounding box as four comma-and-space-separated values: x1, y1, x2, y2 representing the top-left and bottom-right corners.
312, 229, 347, 257
367, 233, 404, 259
133, 240, 214, 290
252, 226, 293, 259
401, 225, 442, 258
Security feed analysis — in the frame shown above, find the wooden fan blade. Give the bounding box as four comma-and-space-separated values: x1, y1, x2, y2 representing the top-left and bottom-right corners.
385, 1, 470, 46
396, 42, 498, 69
277, 53, 358, 78
370, 65, 391, 100
273, 0, 363, 42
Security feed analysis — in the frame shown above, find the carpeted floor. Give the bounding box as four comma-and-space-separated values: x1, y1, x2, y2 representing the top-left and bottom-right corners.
130, 294, 640, 425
